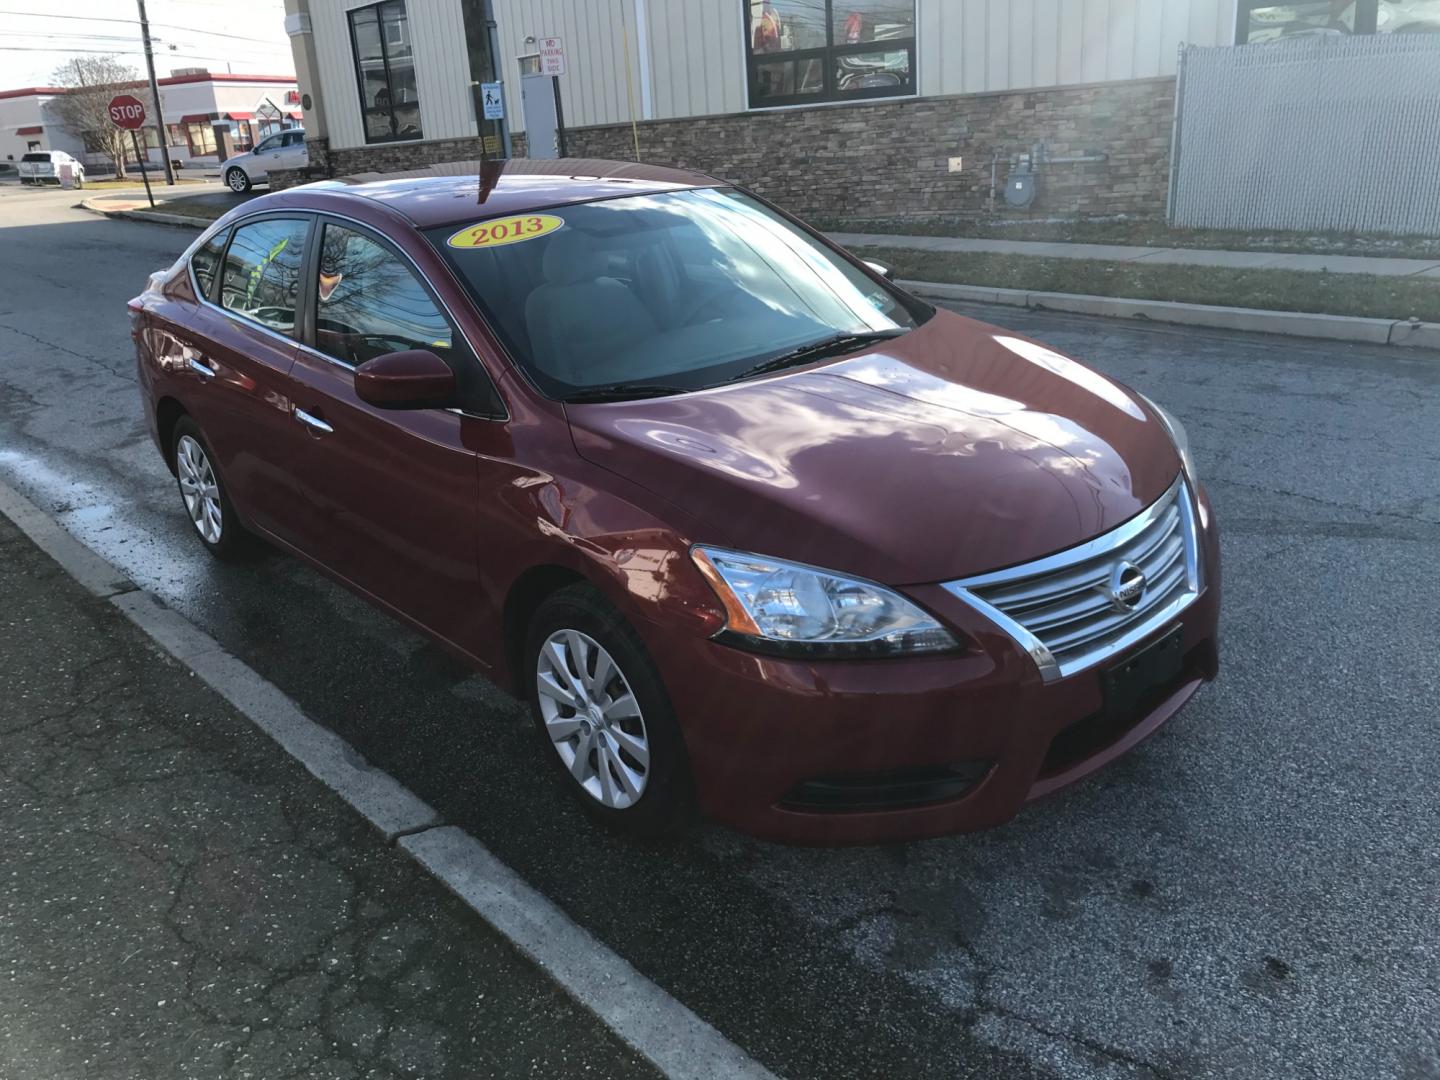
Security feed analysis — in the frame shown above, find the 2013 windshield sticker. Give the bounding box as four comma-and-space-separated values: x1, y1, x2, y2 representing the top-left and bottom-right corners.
447, 214, 564, 249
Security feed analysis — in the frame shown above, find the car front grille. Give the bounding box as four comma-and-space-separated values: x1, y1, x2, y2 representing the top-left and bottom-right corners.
943, 476, 1202, 682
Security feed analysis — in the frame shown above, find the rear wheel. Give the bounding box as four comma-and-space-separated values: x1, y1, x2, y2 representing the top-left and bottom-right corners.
171, 417, 256, 562
525, 585, 694, 837
225, 167, 251, 193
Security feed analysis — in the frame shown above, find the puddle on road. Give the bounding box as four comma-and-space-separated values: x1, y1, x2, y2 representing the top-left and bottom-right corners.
0, 446, 212, 602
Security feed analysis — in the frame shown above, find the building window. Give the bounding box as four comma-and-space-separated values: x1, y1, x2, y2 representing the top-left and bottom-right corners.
1238, 0, 1440, 42
745, 1, 916, 109
186, 123, 218, 156
349, 0, 423, 143
167, 123, 186, 147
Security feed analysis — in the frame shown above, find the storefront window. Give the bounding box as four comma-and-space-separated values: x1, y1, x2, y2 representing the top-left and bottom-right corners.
1239, 0, 1440, 41
186, 123, 217, 157
349, 0, 423, 143
746, 1, 916, 108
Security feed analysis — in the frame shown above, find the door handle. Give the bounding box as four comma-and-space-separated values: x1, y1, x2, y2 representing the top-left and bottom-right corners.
187, 356, 216, 378
294, 407, 333, 435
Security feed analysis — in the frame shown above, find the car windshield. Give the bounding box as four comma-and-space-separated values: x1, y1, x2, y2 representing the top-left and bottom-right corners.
425, 188, 930, 398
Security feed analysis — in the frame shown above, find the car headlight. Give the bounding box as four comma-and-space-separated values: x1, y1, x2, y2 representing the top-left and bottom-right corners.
690, 546, 959, 657
1138, 392, 1199, 488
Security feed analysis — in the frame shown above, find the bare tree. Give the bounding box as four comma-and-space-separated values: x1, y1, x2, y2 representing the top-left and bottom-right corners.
48, 56, 156, 179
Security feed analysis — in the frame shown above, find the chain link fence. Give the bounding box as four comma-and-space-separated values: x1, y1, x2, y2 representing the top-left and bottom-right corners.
1168, 34, 1440, 236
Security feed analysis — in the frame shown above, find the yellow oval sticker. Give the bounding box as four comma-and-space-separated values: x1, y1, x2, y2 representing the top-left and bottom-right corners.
447, 213, 564, 250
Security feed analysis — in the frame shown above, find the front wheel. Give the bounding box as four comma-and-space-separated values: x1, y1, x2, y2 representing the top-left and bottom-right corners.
171, 417, 256, 561
525, 585, 694, 837
225, 167, 251, 193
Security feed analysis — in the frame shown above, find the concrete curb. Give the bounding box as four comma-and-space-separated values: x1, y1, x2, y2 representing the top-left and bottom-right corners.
80, 196, 206, 229
0, 471, 776, 1080
899, 279, 1440, 351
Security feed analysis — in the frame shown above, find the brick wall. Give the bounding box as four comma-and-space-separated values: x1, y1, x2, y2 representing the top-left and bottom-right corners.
277, 78, 1174, 219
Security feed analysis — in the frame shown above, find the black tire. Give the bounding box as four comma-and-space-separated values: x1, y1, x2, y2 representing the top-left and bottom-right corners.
73, 176, 83, 189
525, 584, 695, 838
225, 167, 252, 193
170, 416, 258, 562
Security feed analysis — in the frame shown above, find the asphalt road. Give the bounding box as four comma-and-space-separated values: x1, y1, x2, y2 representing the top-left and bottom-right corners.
0, 512, 656, 1080
1, 183, 1437, 1080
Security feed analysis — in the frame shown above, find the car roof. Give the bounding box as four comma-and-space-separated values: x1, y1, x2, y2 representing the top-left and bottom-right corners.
266, 157, 724, 230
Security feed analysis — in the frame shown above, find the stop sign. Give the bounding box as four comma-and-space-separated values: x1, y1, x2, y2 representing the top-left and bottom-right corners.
107, 95, 147, 130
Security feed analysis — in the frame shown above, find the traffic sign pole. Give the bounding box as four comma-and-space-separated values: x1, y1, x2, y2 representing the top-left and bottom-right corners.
131, 130, 155, 208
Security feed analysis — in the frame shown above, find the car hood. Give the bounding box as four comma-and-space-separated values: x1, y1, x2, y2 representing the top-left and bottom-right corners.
567, 309, 1182, 584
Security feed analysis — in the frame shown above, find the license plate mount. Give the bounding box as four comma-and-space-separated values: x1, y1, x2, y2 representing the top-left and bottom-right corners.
1102, 627, 1185, 720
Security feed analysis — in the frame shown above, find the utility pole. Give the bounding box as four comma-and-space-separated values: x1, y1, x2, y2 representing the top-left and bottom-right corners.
136, 0, 175, 185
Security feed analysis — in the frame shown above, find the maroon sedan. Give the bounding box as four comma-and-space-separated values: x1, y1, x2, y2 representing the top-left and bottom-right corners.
129, 159, 1219, 845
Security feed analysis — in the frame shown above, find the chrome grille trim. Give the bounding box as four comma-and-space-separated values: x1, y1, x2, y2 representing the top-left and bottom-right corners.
942, 476, 1202, 682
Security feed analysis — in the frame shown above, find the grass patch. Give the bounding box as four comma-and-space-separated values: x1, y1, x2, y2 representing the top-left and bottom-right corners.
83, 176, 204, 189
854, 246, 1440, 322
133, 194, 229, 221
822, 216, 1440, 262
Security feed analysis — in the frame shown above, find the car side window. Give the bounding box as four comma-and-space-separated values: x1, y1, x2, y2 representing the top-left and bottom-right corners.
255, 135, 280, 153
219, 218, 309, 336
314, 223, 453, 367
190, 228, 230, 300
283, 132, 304, 147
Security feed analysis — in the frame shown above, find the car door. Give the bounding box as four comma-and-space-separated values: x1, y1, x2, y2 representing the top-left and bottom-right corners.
173, 214, 314, 543
249, 133, 281, 180
281, 216, 499, 653
275, 130, 307, 170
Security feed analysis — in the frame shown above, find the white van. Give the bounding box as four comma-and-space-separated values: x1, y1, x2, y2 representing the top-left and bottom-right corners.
18, 150, 85, 187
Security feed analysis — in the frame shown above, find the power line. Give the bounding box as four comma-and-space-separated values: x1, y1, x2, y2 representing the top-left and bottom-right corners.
0, 9, 287, 44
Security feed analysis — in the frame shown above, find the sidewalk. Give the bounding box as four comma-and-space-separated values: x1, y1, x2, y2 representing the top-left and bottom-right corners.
0, 513, 654, 1080
827, 230, 1440, 279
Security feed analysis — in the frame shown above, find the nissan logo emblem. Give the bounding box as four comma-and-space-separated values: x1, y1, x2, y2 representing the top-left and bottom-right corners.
1106, 561, 1147, 612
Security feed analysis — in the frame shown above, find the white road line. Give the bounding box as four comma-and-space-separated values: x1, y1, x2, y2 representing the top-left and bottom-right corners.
0, 474, 779, 1080
404, 827, 779, 1080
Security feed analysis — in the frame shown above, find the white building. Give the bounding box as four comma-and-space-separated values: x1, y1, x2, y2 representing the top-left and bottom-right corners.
1, 71, 301, 173
0, 87, 85, 166
280, 1, 1439, 218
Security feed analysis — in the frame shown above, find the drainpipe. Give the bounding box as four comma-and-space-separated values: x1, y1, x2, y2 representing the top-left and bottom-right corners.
633, 0, 654, 120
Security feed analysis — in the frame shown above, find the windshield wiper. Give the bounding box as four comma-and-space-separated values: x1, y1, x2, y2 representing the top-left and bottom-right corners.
729, 330, 907, 381
563, 383, 691, 404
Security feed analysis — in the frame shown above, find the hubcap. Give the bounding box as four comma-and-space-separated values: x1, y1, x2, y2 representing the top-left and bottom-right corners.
536, 629, 650, 810
175, 434, 223, 544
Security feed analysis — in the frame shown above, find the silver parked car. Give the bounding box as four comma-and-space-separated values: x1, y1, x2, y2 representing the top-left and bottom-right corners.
222, 129, 307, 193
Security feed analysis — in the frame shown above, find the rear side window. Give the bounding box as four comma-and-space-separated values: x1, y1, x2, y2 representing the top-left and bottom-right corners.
219, 218, 309, 335
190, 228, 229, 301
314, 223, 452, 366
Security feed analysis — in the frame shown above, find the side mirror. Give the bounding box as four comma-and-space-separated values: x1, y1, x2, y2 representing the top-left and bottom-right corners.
863, 260, 895, 280
354, 349, 457, 409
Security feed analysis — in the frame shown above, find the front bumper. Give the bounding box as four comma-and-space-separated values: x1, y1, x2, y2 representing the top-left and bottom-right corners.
644, 485, 1221, 846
